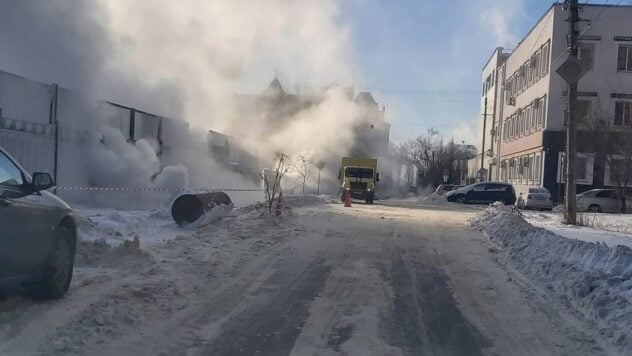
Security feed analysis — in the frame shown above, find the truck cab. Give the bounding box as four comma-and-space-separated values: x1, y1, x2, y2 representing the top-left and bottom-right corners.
339, 157, 379, 204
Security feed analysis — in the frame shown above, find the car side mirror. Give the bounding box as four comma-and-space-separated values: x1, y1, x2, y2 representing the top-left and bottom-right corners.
32, 172, 55, 192
376, 173, 380, 182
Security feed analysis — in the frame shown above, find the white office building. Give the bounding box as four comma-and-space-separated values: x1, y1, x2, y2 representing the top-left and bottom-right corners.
478, 3, 632, 201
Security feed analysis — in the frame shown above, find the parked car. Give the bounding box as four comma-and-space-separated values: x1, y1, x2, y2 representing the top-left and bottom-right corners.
577, 188, 632, 213
0, 147, 76, 299
446, 182, 516, 205
517, 187, 553, 211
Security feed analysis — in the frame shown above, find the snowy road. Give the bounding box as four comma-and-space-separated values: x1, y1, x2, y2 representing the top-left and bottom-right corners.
0, 201, 605, 355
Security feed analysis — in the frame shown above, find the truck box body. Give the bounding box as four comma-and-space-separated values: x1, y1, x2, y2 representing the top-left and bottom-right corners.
339, 157, 378, 203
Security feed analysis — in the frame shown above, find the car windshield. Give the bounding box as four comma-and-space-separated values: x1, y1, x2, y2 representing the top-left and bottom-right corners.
529, 188, 549, 194
345, 167, 373, 178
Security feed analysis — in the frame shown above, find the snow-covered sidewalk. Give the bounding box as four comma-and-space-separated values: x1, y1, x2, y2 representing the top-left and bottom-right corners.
522, 210, 632, 249
74, 194, 335, 248
471, 204, 632, 353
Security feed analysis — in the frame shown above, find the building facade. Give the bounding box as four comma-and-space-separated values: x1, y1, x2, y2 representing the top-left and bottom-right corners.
478, 3, 632, 201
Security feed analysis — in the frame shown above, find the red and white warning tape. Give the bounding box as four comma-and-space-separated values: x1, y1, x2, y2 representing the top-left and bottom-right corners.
55, 186, 263, 192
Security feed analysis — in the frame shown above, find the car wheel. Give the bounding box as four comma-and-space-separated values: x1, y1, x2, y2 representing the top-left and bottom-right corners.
588, 204, 602, 213
456, 195, 467, 204
29, 227, 75, 299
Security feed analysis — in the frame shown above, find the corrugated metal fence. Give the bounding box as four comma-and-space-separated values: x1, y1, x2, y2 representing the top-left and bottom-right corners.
0, 117, 55, 173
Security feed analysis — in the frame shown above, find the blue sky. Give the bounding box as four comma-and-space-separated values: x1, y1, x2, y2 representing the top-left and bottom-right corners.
338, 0, 562, 143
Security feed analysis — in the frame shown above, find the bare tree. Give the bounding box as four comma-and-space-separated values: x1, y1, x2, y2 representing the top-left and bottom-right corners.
400, 128, 458, 188
261, 154, 290, 213
582, 108, 632, 212
290, 152, 312, 194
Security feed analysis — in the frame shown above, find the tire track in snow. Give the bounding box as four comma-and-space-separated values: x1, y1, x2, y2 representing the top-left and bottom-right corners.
203, 255, 331, 356
379, 245, 491, 356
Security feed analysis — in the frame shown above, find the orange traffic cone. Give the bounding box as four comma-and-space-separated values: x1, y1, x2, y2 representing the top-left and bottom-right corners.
344, 191, 352, 207
275, 190, 283, 216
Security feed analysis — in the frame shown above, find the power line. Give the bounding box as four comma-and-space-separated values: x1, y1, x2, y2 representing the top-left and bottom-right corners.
359, 87, 479, 95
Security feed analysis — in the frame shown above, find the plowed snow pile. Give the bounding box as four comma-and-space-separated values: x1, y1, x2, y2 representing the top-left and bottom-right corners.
282, 194, 332, 207
470, 203, 632, 353
419, 192, 450, 205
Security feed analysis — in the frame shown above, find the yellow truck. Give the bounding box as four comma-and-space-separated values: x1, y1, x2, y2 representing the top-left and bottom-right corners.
338, 157, 379, 204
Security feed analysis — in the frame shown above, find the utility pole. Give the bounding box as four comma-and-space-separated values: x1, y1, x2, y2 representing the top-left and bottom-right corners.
316, 161, 325, 195
50, 84, 59, 190
480, 96, 488, 182
565, 0, 580, 225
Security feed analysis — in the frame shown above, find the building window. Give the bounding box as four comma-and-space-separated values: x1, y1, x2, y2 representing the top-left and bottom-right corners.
617, 45, 632, 72
614, 102, 632, 126
538, 95, 547, 127
577, 100, 591, 122
608, 158, 632, 185
542, 41, 550, 75
576, 156, 587, 180
578, 43, 594, 70
534, 154, 542, 183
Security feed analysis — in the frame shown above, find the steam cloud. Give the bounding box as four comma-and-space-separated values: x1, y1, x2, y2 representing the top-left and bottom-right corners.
0, 0, 366, 204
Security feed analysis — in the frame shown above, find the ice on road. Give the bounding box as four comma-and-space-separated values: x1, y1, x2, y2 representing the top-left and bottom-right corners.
0, 201, 605, 355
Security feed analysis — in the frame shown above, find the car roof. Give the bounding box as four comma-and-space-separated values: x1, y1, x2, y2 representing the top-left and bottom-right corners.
584, 188, 615, 193
528, 187, 550, 192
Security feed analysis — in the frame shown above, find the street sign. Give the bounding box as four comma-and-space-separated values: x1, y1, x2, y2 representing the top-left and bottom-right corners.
556, 56, 588, 84
316, 161, 325, 170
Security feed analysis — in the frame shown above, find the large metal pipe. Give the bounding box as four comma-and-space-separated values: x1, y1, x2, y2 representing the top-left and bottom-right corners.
171, 192, 233, 226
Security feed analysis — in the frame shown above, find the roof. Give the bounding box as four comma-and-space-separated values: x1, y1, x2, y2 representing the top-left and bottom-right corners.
482, 47, 511, 71
354, 92, 377, 106
262, 77, 285, 96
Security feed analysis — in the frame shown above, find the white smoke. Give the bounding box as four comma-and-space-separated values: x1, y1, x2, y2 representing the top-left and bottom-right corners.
478, 1, 524, 48
100, 0, 354, 127
0, 0, 369, 205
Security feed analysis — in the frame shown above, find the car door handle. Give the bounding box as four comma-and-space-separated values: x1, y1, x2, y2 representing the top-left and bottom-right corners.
0, 198, 12, 208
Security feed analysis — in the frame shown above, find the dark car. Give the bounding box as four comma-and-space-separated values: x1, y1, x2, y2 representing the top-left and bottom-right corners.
0, 147, 76, 299
446, 182, 516, 205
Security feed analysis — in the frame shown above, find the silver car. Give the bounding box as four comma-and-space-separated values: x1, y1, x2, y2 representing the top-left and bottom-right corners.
0, 147, 77, 299
577, 189, 631, 213
517, 187, 554, 210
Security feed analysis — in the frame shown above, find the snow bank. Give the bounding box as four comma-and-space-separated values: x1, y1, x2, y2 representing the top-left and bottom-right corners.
76, 237, 152, 268
412, 192, 481, 209
419, 192, 450, 205
522, 211, 632, 249
76, 207, 188, 247
470, 203, 632, 352
281, 194, 332, 207
185, 203, 234, 228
